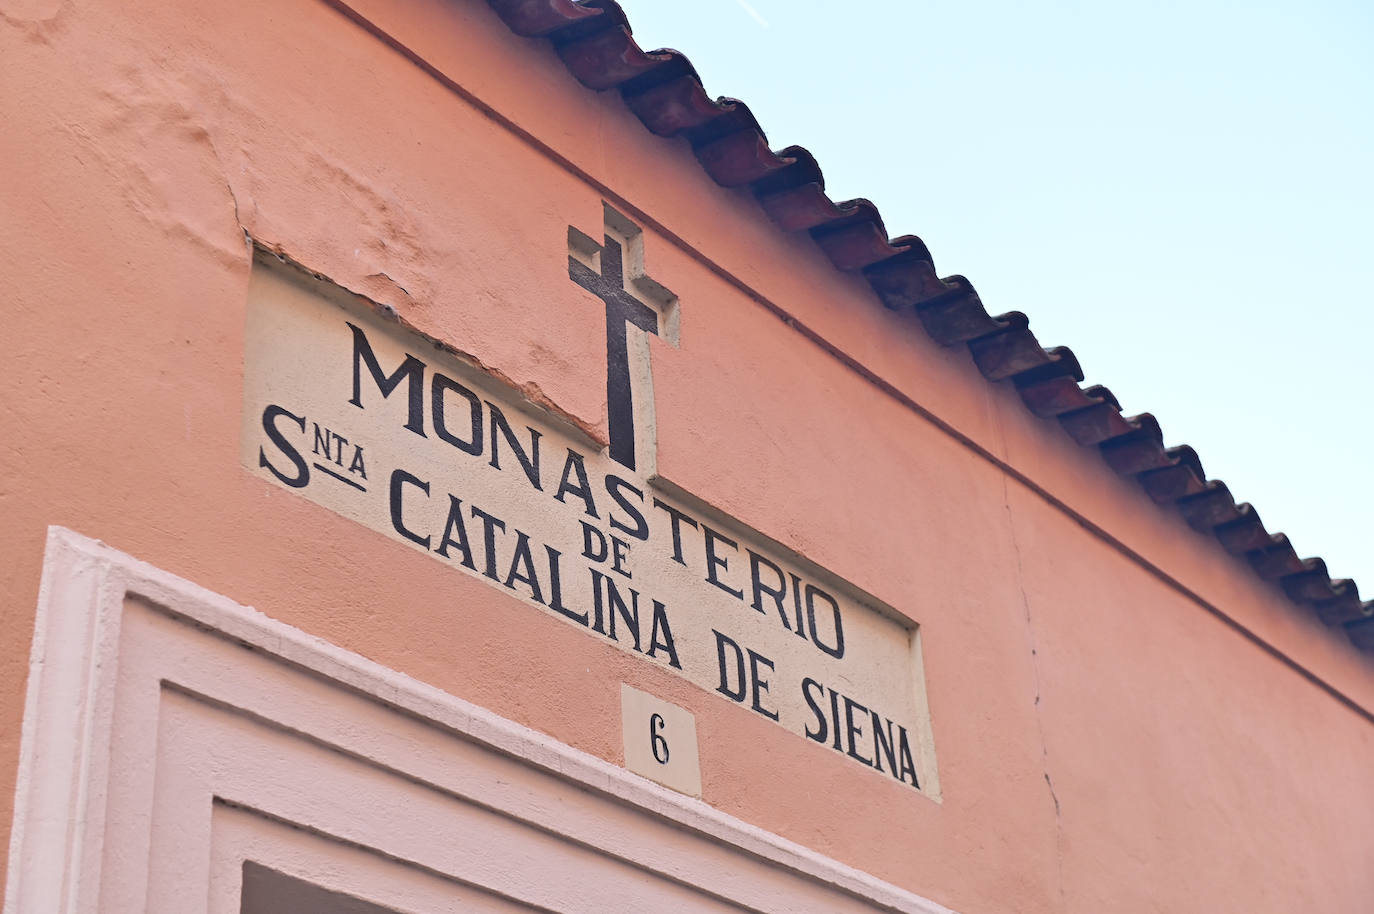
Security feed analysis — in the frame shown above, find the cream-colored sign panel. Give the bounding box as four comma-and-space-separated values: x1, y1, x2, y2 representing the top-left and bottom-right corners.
242, 253, 937, 796
621, 684, 702, 797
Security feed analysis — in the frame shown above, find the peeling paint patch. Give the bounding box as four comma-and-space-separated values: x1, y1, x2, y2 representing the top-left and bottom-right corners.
253, 244, 605, 447
0, 0, 67, 33
51, 64, 254, 268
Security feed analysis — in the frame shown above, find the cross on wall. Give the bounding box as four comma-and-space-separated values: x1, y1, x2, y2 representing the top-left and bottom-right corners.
567, 226, 675, 473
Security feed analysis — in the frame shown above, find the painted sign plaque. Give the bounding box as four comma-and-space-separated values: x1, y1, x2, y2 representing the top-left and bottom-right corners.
241, 222, 937, 795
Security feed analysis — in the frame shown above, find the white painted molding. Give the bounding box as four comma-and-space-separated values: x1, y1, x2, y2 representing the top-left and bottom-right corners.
5, 527, 958, 914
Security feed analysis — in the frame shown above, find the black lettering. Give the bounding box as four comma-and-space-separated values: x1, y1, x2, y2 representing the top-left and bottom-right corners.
712, 629, 747, 702
580, 521, 608, 563
590, 568, 608, 634
503, 530, 544, 604
605, 475, 648, 541
258, 405, 309, 488
748, 551, 791, 630
388, 469, 431, 549
610, 535, 631, 579
647, 601, 681, 669
330, 432, 348, 465
747, 649, 779, 721
873, 711, 898, 776
898, 728, 920, 788
789, 573, 806, 638
347, 322, 426, 437
546, 546, 588, 625
431, 373, 483, 455
554, 449, 599, 517
487, 403, 542, 490
806, 585, 846, 659
653, 498, 698, 565
829, 686, 842, 751
348, 446, 367, 478
843, 696, 872, 766
650, 714, 669, 764
469, 505, 507, 581
602, 576, 641, 650
311, 422, 331, 458
802, 678, 828, 743
703, 525, 744, 599
435, 495, 476, 569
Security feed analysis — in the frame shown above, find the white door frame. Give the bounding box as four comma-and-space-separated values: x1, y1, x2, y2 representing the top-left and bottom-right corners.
4, 527, 955, 914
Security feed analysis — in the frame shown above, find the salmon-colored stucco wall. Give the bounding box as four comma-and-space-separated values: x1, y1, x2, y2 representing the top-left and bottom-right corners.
1, 1, 1371, 912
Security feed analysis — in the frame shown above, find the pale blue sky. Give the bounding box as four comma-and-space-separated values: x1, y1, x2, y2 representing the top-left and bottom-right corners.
617, 0, 1373, 594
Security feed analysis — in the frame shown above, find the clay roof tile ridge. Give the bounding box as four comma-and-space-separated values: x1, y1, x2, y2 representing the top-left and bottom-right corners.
484, 0, 1370, 657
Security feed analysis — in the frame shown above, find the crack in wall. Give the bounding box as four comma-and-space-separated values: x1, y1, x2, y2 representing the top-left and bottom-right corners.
225, 181, 243, 232
1002, 470, 1067, 909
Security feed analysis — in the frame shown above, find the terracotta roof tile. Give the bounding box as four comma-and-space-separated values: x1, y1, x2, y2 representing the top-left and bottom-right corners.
486, 0, 1374, 652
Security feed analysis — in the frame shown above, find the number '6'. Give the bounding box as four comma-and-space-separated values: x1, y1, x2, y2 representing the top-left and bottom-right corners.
649, 713, 669, 764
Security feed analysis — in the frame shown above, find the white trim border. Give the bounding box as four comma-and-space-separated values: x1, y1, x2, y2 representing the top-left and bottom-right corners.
5, 527, 957, 914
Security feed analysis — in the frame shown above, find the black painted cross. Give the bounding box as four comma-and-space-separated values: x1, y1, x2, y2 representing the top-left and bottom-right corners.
568, 234, 663, 472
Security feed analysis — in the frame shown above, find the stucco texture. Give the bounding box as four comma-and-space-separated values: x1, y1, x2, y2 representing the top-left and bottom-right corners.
2, 0, 1372, 911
